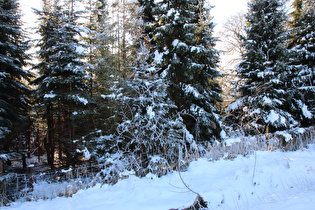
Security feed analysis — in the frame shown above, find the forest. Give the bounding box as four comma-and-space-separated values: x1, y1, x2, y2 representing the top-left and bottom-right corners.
0, 0, 315, 206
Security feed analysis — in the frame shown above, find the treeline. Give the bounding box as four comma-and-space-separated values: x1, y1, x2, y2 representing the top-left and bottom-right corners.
0, 0, 314, 172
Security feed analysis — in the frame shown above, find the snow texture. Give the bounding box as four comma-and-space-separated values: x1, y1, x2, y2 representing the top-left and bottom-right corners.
43, 92, 56, 99
224, 137, 242, 146
275, 131, 293, 142
146, 106, 155, 119
183, 84, 200, 98
154, 50, 166, 64
302, 104, 312, 119
225, 99, 243, 112
266, 110, 280, 123
0, 154, 8, 160
76, 147, 91, 160
73, 95, 88, 105
6, 144, 315, 209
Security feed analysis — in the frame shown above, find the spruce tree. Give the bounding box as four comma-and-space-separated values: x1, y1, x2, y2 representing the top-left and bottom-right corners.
0, 0, 31, 150
288, 1, 315, 124
137, 0, 156, 63
227, 0, 298, 134
85, 0, 120, 100
287, 0, 303, 49
83, 0, 121, 150
152, 0, 223, 141
138, 0, 155, 24
33, 2, 92, 167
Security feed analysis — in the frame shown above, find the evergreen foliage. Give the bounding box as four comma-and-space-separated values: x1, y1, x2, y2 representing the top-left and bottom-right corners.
226, 0, 298, 134
138, 0, 155, 24
83, 0, 121, 152
152, 0, 223, 141
288, 0, 303, 49
137, 0, 156, 63
0, 0, 31, 150
87, 0, 117, 96
288, 1, 315, 124
33, 1, 92, 167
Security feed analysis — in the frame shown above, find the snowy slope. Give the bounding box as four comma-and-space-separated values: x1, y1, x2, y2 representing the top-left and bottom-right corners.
3, 145, 315, 210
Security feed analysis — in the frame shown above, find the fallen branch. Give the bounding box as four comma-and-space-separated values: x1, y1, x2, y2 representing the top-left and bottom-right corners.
170, 193, 207, 210
170, 146, 208, 210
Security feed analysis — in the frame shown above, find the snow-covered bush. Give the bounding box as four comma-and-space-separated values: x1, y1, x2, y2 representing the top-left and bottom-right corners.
95, 42, 197, 178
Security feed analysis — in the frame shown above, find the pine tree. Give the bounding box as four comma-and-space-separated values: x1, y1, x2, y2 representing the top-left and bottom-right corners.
152, 0, 223, 141
0, 0, 31, 150
226, 0, 298, 134
33, 1, 92, 167
288, 1, 315, 124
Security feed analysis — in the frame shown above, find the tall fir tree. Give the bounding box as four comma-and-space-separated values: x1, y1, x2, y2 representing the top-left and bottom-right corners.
287, 0, 303, 49
137, 0, 156, 63
33, 1, 92, 167
83, 0, 122, 150
0, 0, 31, 150
138, 0, 155, 24
287, 0, 315, 124
85, 0, 115, 94
152, 0, 223, 141
226, 0, 298, 134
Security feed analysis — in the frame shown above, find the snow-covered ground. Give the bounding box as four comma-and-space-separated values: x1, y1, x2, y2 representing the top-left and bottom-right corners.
3, 144, 315, 210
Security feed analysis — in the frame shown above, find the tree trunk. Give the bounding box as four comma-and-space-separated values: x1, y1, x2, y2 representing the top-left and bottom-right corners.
47, 103, 55, 169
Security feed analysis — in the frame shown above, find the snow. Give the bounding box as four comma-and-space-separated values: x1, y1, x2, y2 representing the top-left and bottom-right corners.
302, 104, 312, 119
190, 46, 201, 53
275, 131, 293, 142
75, 45, 85, 54
172, 39, 179, 47
266, 110, 279, 123
76, 147, 91, 160
73, 95, 88, 105
0, 72, 8, 78
225, 137, 242, 146
5, 143, 315, 210
185, 130, 194, 143
0, 154, 8, 160
154, 50, 167, 64
220, 130, 227, 139
43, 92, 56, 99
262, 96, 272, 105
146, 106, 155, 119
257, 71, 264, 78
61, 168, 72, 173
101, 93, 116, 99
166, 8, 175, 17
183, 84, 200, 98
225, 99, 243, 112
